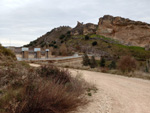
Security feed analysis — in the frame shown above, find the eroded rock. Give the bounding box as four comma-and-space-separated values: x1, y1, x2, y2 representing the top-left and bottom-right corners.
96, 15, 150, 47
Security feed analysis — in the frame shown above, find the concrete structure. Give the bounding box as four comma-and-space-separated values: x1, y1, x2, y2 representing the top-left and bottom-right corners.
22, 48, 29, 59
34, 48, 41, 59
45, 49, 50, 58
74, 53, 79, 57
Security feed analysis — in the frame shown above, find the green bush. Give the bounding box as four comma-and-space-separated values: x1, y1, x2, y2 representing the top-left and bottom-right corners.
92, 41, 97, 46
54, 45, 58, 48
85, 35, 89, 40
61, 40, 64, 43
109, 60, 116, 69
41, 42, 45, 47
37, 65, 71, 84
90, 56, 97, 68
145, 66, 149, 73
51, 41, 56, 44
59, 34, 65, 40
49, 43, 54, 47
82, 53, 90, 66
100, 57, 105, 67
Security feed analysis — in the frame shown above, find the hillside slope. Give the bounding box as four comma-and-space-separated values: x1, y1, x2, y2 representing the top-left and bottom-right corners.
25, 15, 150, 48
25, 26, 72, 48
24, 15, 150, 60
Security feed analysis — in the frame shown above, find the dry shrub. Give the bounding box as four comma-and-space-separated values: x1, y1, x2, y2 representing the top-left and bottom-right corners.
0, 65, 30, 88
59, 44, 68, 56
118, 56, 137, 73
1, 65, 89, 113
15, 79, 88, 113
37, 65, 71, 84
101, 67, 109, 73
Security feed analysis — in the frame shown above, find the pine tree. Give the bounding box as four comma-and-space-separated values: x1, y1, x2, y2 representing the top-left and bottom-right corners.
145, 59, 150, 73
109, 60, 116, 69
145, 66, 149, 73
90, 56, 97, 68
100, 57, 105, 67
85, 35, 89, 40
82, 53, 90, 66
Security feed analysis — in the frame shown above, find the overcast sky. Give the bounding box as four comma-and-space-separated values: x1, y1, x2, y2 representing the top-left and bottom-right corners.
0, 0, 150, 47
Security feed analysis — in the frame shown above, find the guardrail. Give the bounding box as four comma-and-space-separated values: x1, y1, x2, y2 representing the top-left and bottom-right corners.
17, 55, 83, 61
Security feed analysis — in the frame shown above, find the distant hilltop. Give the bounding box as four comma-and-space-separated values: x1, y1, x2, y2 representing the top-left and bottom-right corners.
71, 15, 150, 47
25, 15, 150, 48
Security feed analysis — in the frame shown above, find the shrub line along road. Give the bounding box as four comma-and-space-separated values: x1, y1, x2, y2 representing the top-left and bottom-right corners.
29, 64, 150, 113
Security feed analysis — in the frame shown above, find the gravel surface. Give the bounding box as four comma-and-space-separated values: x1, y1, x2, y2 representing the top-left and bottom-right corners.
70, 69, 150, 113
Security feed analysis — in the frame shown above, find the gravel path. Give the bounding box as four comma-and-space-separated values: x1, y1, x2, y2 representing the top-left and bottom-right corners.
70, 69, 150, 113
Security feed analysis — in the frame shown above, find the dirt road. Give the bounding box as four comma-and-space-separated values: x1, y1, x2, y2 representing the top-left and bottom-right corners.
70, 69, 150, 113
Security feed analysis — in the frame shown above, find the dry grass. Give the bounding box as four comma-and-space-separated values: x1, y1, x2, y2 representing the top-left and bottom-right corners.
15, 80, 88, 113
0, 64, 91, 113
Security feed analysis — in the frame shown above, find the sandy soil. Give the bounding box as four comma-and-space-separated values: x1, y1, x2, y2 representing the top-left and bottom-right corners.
29, 63, 41, 67
70, 69, 150, 113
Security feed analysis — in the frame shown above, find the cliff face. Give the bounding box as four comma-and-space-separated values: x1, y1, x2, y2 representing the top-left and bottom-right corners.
96, 15, 150, 47
71, 16, 150, 47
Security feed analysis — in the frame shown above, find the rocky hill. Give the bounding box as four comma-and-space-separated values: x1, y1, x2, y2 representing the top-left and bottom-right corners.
70, 15, 150, 47
96, 15, 150, 47
25, 26, 72, 48
24, 15, 150, 60
26, 15, 150, 48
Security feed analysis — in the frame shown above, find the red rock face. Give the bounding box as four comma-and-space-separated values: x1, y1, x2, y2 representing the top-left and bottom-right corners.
96, 15, 150, 47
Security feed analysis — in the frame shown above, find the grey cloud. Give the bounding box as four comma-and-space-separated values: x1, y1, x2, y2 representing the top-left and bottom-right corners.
0, 0, 150, 46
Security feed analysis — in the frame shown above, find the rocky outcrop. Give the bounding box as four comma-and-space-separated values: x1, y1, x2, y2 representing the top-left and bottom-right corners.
71, 22, 97, 35
71, 22, 84, 35
96, 15, 150, 47
71, 15, 150, 47
83, 23, 97, 35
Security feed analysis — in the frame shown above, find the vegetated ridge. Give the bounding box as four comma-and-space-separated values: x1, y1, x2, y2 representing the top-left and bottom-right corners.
24, 15, 150, 60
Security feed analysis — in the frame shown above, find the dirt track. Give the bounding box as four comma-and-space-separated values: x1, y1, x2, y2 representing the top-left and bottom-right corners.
70, 69, 150, 113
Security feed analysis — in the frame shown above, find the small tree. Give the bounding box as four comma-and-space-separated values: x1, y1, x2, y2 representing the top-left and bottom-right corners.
92, 41, 97, 46
100, 57, 105, 67
90, 56, 97, 68
82, 53, 90, 66
109, 60, 116, 69
54, 45, 58, 48
85, 35, 89, 40
145, 66, 149, 73
59, 34, 65, 40
145, 59, 150, 73
59, 44, 67, 56
118, 56, 137, 73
